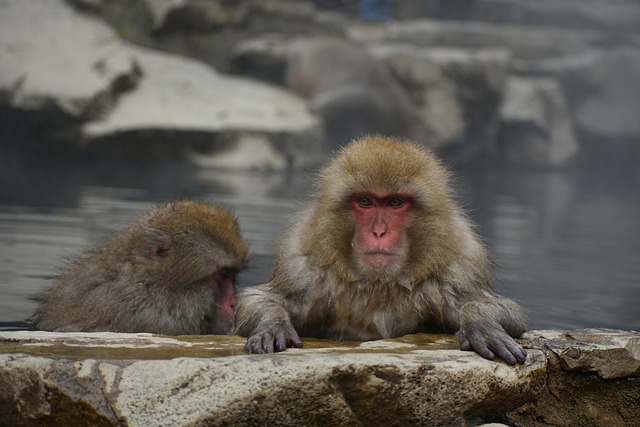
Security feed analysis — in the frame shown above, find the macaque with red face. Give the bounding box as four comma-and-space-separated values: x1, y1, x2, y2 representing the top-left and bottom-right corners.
33, 200, 249, 335
235, 135, 528, 364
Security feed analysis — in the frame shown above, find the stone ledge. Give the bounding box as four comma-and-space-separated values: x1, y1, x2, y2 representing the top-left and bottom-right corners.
1, 329, 638, 426
1, 331, 544, 426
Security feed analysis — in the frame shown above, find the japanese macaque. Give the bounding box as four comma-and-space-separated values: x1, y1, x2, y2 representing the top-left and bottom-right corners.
236, 135, 528, 364
33, 200, 249, 335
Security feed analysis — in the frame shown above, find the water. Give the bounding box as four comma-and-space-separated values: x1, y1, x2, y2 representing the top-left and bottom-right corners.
1, 153, 639, 332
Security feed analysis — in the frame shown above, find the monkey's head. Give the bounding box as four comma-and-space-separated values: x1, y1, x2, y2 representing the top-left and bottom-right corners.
305, 135, 459, 283
128, 200, 249, 330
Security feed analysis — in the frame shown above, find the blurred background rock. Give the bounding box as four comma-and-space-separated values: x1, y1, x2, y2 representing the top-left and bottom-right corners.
3, 0, 639, 168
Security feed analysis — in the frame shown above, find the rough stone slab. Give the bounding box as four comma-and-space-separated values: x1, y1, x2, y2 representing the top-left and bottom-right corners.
523, 328, 640, 379
0, 331, 546, 426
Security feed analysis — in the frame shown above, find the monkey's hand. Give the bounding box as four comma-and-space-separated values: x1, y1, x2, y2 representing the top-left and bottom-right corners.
245, 321, 304, 354
457, 323, 527, 365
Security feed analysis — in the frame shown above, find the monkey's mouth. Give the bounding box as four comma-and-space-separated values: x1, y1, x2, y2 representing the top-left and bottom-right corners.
363, 250, 395, 256
362, 251, 397, 268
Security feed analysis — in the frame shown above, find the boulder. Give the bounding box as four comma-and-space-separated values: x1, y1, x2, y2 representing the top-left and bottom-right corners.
2, 329, 639, 426
498, 76, 578, 167
0, 331, 546, 426
512, 47, 640, 140
83, 44, 325, 170
0, 0, 325, 170
0, 0, 141, 123
508, 329, 640, 426
371, 44, 510, 160
472, 0, 640, 33
345, 19, 616, 61
231, 34, 300, 85
523, 329, 640, 379
141, 0, 250, 33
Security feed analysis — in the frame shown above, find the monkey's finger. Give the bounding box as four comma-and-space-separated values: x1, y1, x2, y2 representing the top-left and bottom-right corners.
274, 331, 288, 352
245, 335, 266, 354
459, 338, 471, 351
504, 340, 527, 364
489, 335, 527, 365
261, 332, 276, 354
490, 341, 517, 366
289, 330, 304, 348
515, 347, 528, 364
469, 336, 496, 361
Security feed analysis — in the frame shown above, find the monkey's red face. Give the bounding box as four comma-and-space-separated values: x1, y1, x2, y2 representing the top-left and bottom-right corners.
351, 193, 412, 271
213, 267, 238, 332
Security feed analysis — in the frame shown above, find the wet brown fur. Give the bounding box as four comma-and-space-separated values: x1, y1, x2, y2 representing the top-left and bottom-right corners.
236, 136, 528, 361
33, 200, 249, 335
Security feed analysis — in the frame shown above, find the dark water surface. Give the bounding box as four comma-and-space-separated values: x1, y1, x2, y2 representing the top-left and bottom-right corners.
1, 154, 639, 332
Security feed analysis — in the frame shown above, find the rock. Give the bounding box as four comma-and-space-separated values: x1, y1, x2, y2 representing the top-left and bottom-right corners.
371, 44, 510, 161
0, 0, 325, 170
513, 47, 640, 140
66, 0, 104, 12
142, 0, 250, 33
284, 37, 419, 147
0, 331, 546, 426
345, 19, 616, 61
83, 44, 325, 170
509, 329, 640, 426
570, 48, 640, 139
498, 76, 578, 167
3, 329, 640, 426
472, 0, 640, 33
0, 0, 141, 122
231, 34, 299, 85
233, 36, 510, 160
523, 329, 640, 379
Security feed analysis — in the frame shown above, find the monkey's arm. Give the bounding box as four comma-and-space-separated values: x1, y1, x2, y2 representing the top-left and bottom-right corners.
453, 293, 528, 365
235, 283, 304, 354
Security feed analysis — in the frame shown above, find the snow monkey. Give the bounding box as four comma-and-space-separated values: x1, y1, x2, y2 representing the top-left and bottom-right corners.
236, 135, 528, 364
33, 200, 249, 335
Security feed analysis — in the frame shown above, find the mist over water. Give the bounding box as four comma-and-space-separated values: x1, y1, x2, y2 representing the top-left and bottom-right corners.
1, 150, 639, 332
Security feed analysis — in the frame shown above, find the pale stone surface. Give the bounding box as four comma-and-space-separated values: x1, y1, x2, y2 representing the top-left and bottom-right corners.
523, 328, 640, 379
3, 329, 640, 426
0, 331, 546, 426
472, 0, 640, 32
0, 0, 140, 119
0, 0, 325, 170
345, 19, 607, 61
498, 76, 578, 167
83, 43, 325, 170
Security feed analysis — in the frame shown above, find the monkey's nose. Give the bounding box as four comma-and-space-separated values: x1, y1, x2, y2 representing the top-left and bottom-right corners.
372, 227, 387, 238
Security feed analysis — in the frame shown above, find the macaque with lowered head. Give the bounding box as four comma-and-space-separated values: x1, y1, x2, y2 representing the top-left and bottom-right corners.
236, 135, 528, 364
33, 200, 249, 335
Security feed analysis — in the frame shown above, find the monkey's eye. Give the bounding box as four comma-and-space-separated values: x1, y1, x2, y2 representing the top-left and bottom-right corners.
357, 197, 373, 207
388, 197, 405, 207
219, 267, 236, 281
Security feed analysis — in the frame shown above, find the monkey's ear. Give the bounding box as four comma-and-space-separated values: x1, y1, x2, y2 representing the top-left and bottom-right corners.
143, 228, 172, 259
